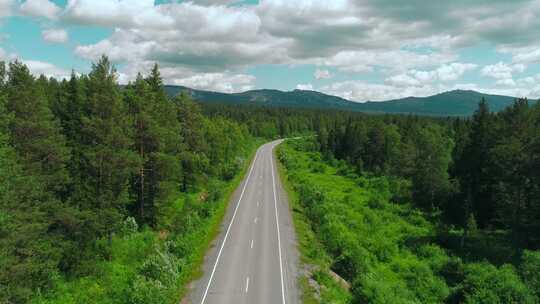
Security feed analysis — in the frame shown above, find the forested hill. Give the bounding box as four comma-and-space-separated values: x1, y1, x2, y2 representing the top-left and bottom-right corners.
166, 85, 524, 116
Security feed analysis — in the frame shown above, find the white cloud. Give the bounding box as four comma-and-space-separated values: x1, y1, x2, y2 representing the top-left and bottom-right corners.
8, 0, 539, 96
64, 0, 173, 28
435, 62, 478, 81
314, 69, 331, 80
19, 0, 61, 20
481, 62, 526, 79
24, 60, 71, 79
0, 0, 15, 18
385, 63, 477, 87
495, 78, 516, 87
117, 60, 256, 93
385, 73, 421, 87
513, 49, 540, 64
321, 80, 440, 102
296, 83, 314, 90
42, 28, 68, 43
313, 50, 456, 73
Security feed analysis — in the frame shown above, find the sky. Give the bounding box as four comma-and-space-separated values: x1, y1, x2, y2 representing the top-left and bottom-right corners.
1, 0, 540, 102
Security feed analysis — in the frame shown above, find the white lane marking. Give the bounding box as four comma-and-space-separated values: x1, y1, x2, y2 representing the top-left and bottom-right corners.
200, 150, 260, 304
270, 143, 286, 304
257, 201, 260, 207
250, 239, 254, 249
254, 217, 258, 224
245, 277, 250, 293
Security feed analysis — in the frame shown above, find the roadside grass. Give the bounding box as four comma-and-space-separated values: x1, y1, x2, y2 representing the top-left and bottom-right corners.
276, 139, 352, 304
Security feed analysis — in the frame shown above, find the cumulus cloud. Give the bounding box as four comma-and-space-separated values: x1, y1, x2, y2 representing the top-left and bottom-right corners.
10, 0, 540, 95
314, 69, 331, 80
481, 62, 526, 79
296, 83, 314, 90
19, 0, 61, 20
320, 80, 440, 102
166, 72, 255, 93
495, 78, 516, 87
308, 50, 456, 73
42, 28, 68, 43
24, 60, 71, 79
385, 63, 477, 87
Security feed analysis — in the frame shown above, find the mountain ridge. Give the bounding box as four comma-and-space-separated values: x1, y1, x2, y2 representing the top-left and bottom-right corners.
164, 85, 533, 116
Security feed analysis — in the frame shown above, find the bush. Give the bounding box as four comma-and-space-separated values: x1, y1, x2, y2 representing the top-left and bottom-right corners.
128, 275, 167, 304
459, 263, 537, 304
519, 250, 540, 298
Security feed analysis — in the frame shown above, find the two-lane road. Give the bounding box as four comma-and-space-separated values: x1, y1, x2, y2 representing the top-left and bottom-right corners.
187, 140, 299, 304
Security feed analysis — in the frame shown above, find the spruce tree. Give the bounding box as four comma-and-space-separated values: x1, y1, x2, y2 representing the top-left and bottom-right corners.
5, 61, 71, 196
76, 56, 138, 243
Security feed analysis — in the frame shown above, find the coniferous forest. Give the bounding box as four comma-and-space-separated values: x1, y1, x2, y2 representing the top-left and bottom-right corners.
1, 56, 540, 303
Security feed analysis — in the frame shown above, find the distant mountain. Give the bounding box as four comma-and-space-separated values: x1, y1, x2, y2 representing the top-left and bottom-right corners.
356, 90, 523, 116
164, 85, 528, 116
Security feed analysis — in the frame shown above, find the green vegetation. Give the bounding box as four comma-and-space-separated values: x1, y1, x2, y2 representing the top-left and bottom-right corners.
2, 55, 540, 303
0, 58, 277, 304
278, 137, 539, 303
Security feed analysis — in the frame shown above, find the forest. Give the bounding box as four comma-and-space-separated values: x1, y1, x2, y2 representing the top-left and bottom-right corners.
1, 55, 539, 303
277, 99, 540, 303
0, 57, 263, 303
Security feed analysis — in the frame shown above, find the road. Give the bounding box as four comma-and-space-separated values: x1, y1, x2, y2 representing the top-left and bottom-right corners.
187, 140, 299, 304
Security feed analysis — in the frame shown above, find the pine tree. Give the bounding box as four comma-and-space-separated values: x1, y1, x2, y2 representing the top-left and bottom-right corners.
175, 93, 209, 191
458, 99, 497, 228
0, 91, 61, 303
5, 61, 71, 196
125, 67, 181, 226
76, 56, 138, 244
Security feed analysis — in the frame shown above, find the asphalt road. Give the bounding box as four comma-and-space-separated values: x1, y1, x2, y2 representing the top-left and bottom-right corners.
187, 140, 299, 304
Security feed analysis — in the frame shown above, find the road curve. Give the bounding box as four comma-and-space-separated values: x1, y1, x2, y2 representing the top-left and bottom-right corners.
186, 140, 300, 304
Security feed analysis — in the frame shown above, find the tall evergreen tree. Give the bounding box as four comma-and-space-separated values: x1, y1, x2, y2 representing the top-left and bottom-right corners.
457, 99, 497, 228
0, 90, 62, 303
175, 93, 209, 191
125, 67, 182, 226
5, 61, 71, 196
75, 56, 138, 244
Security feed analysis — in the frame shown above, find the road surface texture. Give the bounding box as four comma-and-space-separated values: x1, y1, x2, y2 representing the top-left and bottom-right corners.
186, 140, 300, 304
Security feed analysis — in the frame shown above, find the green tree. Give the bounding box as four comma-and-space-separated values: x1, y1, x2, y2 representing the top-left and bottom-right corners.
74, 56, 138, 247
411, 124, 454, 211
175, 93, 209, 191
0, 94, 62, 303
5, 61, 71, 196
125, 66, 182, 226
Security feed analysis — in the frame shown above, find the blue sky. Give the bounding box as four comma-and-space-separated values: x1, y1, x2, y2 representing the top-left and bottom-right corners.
1, 0, 540, 101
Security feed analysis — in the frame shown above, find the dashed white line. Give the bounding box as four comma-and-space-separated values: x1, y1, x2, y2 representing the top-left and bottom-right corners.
254, 217, 258, 224
245, 277, 250, 293
250, 239, 254, 249
199, 150, 260, 304
270, 143, 286, 304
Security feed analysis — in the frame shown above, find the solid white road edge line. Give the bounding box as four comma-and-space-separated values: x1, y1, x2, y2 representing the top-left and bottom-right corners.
199, 149, 260, 304
270, 143, 286, 304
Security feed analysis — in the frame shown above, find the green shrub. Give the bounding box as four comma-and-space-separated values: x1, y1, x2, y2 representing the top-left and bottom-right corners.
129, 275, 167, 304
459, 263, 537, 304
520, 250, 540, 298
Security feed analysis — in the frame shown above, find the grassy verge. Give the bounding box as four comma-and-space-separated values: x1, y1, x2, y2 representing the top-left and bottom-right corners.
276, 139, 351, 304
33, 139, 265, 304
